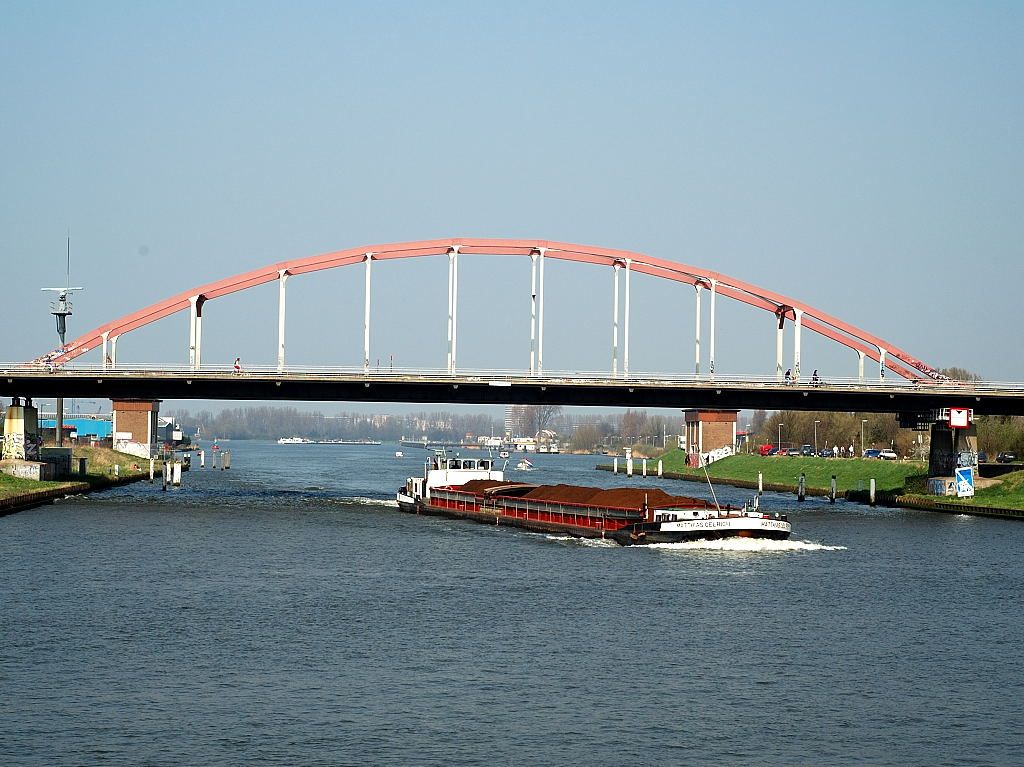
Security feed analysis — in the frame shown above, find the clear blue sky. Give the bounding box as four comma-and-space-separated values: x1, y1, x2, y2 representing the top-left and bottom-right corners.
3, 1, 1022, 392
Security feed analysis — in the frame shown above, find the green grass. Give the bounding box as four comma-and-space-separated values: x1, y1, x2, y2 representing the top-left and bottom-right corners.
653, 450, 928, 493
901, 469, 1024, 511
0, 473, 73, 499
0, 445, 151, 501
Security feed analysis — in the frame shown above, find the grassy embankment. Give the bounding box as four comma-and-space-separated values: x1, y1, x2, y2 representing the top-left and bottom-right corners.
645, 449, 1024, 510
653, 450, 926, 493
0, 445, 152, 502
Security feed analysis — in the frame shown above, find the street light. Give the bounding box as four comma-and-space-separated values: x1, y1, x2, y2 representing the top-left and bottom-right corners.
814, 420, 820, 456
861, 418, 868, 456
746, 423, 751, 454
778, 423, 784, 451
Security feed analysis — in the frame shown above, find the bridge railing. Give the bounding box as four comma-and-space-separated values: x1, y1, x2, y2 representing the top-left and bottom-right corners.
4, 362, 1024, 393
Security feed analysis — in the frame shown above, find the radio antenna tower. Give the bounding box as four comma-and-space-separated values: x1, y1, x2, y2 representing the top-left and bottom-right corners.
41, 232, 84, 348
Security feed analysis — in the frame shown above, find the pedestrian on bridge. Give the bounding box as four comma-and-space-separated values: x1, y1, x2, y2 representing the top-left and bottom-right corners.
234, 357, 242, 375
784, 368, 793, 385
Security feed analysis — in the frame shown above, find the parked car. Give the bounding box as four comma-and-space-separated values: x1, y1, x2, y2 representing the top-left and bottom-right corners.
758, 444, 775, 456
879, 449, 898, 460
862, 448, 882, 459
997, 451, 1018, 463
800, 444, 814, 456
818, 448, 834, 458
977, 451, 988, 463
786, 448, 801, 456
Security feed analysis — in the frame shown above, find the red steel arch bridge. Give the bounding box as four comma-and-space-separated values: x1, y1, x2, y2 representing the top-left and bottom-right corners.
5, 238, 1024, 415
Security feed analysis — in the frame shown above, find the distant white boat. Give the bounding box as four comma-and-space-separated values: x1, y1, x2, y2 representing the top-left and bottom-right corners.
277, 437, 314, 444
395, 451, 404, 458
515, 458, 535, 471
316, 439, 383, 445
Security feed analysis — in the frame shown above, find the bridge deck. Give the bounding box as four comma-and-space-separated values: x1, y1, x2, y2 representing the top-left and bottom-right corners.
3, 366, 1023, 415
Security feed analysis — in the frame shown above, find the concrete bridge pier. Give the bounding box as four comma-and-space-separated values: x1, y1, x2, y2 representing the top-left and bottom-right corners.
927, 421, 977, 478
2, 398, 42, 460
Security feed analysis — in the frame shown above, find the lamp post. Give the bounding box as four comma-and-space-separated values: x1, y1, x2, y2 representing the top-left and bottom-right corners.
814, 420, 820, 456
861, 418, 868, 456
778, 423, 784, 452
746, 423, 751, 454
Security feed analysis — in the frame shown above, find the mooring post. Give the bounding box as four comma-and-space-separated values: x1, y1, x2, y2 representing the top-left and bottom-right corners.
199, 450, 205, 468
642, 458, 647, 477
613, 457, 618, 474
830, 475, 837, 504
657, 459, 663, 477
149, 458, 154, 483
870, 478, 876, 506
758, 471, 763, 496
798, 473, 806, 502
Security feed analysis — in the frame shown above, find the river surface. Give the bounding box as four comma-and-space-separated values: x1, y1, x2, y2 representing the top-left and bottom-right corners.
3, 441, 1023, 766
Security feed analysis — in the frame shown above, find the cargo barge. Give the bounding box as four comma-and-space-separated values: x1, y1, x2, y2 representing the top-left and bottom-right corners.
396, 452, 791, 545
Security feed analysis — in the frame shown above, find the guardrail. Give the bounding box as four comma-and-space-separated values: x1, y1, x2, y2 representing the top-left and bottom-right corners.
4, 362, 1024, 394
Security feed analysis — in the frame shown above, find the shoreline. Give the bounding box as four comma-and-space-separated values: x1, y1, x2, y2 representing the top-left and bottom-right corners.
0, 473, 150, 517
596, 464, 1024, 522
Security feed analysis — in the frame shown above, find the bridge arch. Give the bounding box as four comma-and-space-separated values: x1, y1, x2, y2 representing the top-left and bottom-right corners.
42, 238, 940, 381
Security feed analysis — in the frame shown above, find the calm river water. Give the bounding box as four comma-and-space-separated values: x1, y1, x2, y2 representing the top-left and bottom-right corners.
3, 441, 1023, 766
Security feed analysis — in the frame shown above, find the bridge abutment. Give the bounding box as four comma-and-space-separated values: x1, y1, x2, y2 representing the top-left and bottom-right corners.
2, 398, 42, 461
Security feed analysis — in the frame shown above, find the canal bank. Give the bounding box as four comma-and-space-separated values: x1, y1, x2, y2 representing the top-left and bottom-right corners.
597, 457, 1024, 522
0, 473, 152, 516
0, 445, 161, 516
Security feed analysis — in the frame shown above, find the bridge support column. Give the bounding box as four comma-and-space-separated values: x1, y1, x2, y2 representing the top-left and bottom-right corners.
110, 335, 118, 368
928, 421, 977, 480
447, 247, 459, 373
708, 279, 717, 377
694, 283, 702, 376
793, 308, 803, 381
612, 262, 620, 376
101, 331, 109, 371
878, 347, 887, 380
623, 258, 631, 377
188, 296, 204, 371
536, 246, 544, 372
775, 308, 785, 381
858, 351, 865, 382
111, 399, 160, 459
363, 254, 373, 373
277, 270, 289, 372
2, 398, 42, 461
530, 252, 538, 374
533, 247, 546, 375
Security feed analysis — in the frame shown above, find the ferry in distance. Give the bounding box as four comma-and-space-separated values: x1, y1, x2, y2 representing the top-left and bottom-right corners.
396, 451, 791, 546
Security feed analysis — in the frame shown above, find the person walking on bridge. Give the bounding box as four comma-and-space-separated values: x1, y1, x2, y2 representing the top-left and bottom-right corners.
234, 357, 242, 375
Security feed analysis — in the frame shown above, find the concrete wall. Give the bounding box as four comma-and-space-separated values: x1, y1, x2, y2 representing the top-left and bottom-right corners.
0, 459, 55, 481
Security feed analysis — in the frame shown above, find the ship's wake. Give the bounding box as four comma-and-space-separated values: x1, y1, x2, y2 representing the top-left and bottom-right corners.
646, 538, 846, 553
543, 535, 844, 552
